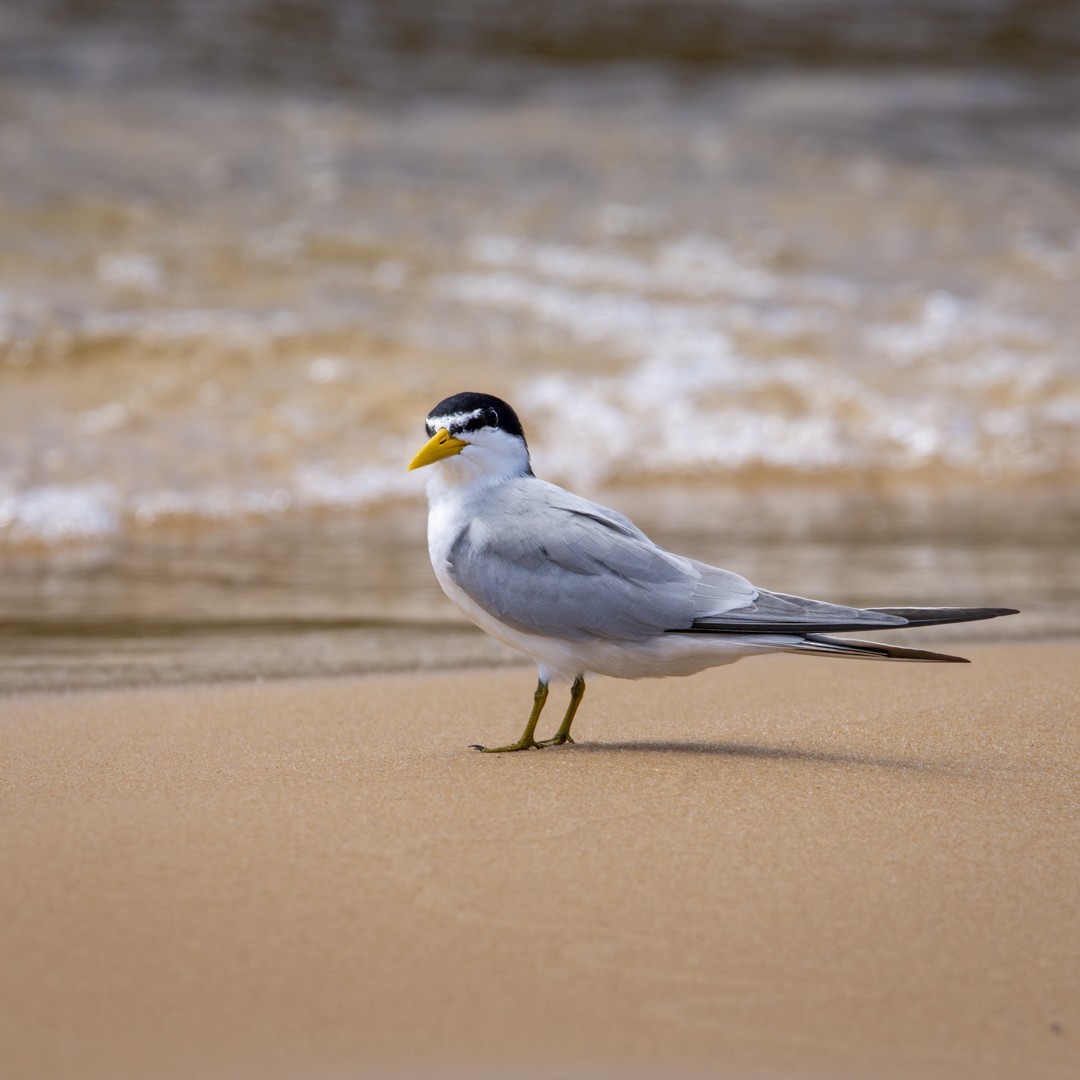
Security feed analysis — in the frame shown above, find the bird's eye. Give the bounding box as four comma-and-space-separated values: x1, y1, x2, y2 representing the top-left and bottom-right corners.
486, 408, 499, 427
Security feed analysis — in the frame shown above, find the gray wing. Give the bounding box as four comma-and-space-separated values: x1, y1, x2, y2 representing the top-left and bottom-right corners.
447, 480, 756, 642
447, 478, 973, 641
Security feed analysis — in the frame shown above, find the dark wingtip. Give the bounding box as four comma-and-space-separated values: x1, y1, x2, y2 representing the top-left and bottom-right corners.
866, 606, 1021, 628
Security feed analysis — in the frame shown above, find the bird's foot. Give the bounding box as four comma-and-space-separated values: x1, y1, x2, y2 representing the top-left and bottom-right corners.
470, 738, 542, 753
470, 733, 576, 752
469, 733, 575, 752
535, 732, 575, 747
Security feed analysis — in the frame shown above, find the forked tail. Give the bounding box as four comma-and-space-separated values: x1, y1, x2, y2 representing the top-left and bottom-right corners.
788, 634, 971, 663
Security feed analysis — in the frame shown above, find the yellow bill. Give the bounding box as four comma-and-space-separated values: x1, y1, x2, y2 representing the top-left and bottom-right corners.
408, 428, 468, 470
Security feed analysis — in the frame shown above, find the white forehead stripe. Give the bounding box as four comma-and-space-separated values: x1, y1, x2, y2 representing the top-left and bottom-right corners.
428, 409, 484, 432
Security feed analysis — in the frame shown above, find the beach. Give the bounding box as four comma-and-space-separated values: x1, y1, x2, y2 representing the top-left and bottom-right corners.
2, 642, 1076, 1080
3, 5, 1080, 1078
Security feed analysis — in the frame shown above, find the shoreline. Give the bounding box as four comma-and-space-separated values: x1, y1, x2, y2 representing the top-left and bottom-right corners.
2, 642, 1077, 1079
0, 621, 1066, 700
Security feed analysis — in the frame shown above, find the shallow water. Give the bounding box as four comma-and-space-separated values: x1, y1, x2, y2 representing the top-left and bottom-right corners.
1, 3, 1078, 690
1, 487, 1073, 694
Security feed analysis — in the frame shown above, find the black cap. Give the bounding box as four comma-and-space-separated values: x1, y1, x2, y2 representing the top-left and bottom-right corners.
425, 392, 528, 445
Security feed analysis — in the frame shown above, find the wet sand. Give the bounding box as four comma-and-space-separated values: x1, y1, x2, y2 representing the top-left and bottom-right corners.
1, 643, 1077, 1080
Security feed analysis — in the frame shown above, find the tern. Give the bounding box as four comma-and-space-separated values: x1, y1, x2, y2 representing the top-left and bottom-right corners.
409, 392, 1018, 752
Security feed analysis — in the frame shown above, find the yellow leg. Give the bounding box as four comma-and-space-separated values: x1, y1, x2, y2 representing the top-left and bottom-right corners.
536, 675, 586, 747
472, 679, 549, 753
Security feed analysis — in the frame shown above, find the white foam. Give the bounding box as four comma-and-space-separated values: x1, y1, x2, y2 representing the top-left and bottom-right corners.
440, 230, 1080, 488
294, 461, 410, 511
0, 485, 121, 544
471, 233, 779, 300
95, 252, 165, 294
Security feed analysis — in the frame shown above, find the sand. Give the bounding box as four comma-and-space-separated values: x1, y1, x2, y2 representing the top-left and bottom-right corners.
1, 643, 1077, 1080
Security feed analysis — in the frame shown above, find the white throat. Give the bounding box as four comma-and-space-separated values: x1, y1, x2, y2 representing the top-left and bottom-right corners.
424, 430, 531, 504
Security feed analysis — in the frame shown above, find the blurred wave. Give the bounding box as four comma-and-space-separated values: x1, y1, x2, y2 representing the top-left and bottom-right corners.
2, 1, 1078, 687
3, 61, 1079, 545
5, 1, 1080, 97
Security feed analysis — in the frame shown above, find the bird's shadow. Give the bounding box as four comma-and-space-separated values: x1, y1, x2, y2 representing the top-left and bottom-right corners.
569, 738, 952, 774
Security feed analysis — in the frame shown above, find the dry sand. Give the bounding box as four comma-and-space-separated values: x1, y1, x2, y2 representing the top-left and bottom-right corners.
1, 643, 1077, 1080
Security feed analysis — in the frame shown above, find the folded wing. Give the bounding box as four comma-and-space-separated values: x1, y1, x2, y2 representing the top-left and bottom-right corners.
448, 479, 1018, 642
448, 481, 754, 641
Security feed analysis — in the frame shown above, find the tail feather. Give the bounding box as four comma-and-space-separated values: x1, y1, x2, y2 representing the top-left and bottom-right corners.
790, 634, 971, 663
